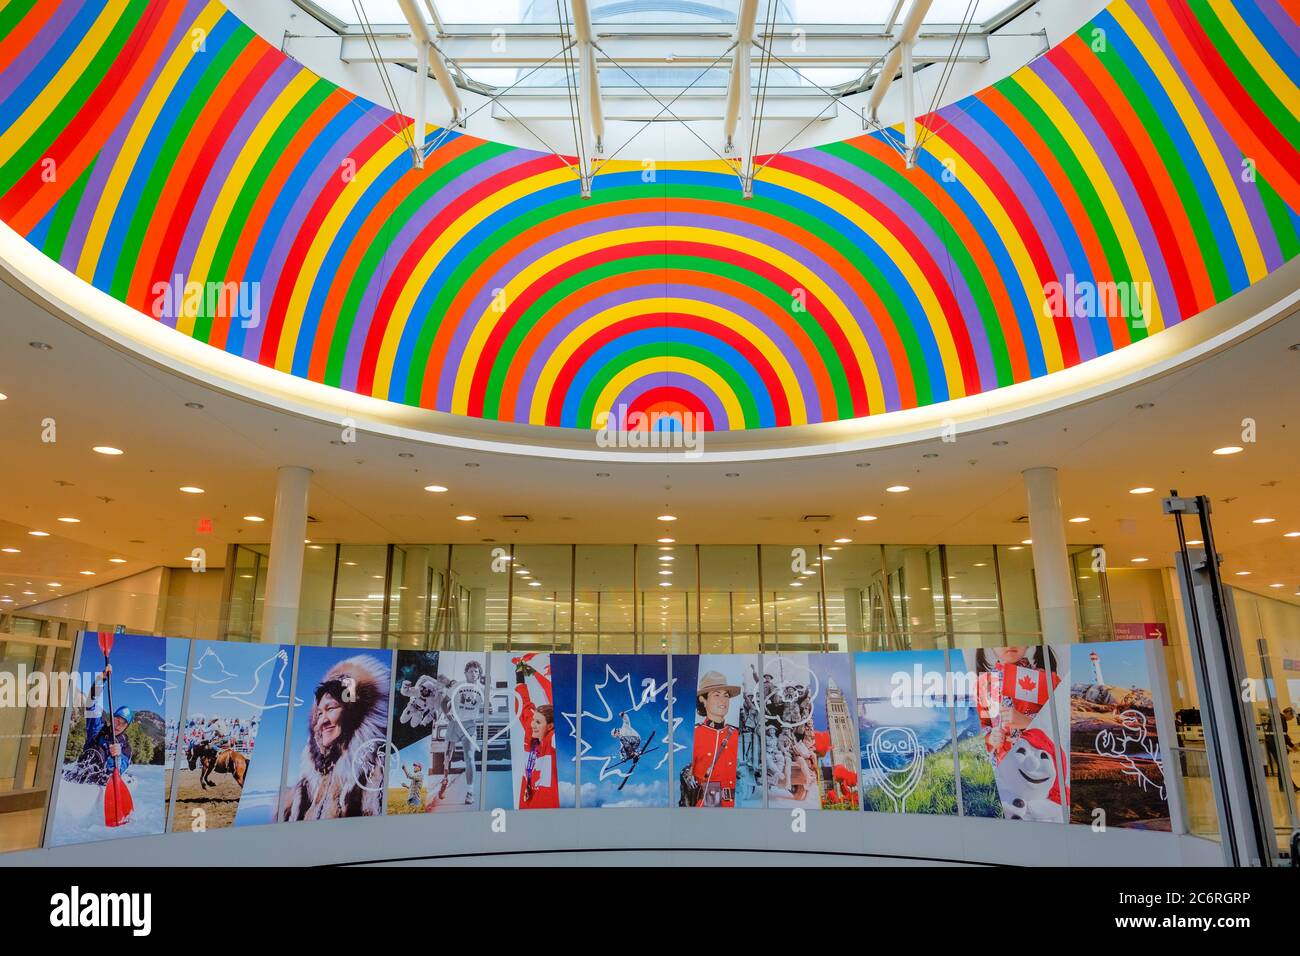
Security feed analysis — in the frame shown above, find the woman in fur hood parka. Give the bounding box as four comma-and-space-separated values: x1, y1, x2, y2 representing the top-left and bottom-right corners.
282, 654, 390, 821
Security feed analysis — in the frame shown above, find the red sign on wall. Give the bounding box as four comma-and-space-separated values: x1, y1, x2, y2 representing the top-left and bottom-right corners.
1113, 621, 1168, 645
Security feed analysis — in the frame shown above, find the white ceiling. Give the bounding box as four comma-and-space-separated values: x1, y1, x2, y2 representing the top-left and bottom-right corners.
3, 266, 1300, 612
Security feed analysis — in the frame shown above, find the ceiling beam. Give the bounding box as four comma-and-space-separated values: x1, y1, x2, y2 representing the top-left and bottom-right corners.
395, 0, 464, 162
569, 0, 603, 197
867, 0, 935, 168
334, 27, 989, 71
724, 0, 759, 197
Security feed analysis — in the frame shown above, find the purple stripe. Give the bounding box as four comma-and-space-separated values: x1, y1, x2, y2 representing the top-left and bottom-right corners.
1130, 0, 1282, 273
0, 0, 82, 103
243, 101, 390, 360
447, 209, 901, 416
812, 150, 997, 389
1260, 0, 1300, 50
1034, 58, 1181, 329
944, 106, 1099, 361
509, 281, 822, 424
610, 372, 729, 431
166, 57, 298, 331
60, 1, 206, 270
336, 148, 527, 388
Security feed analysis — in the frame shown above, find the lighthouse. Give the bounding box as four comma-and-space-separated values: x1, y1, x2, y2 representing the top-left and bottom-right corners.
1090, 651, 1104, 685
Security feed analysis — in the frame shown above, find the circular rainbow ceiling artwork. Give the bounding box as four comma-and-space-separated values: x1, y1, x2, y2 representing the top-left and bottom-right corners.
0, 0, 1297, 431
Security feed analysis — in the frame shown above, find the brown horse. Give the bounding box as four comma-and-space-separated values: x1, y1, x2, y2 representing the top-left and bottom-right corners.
186, 742, 248, 789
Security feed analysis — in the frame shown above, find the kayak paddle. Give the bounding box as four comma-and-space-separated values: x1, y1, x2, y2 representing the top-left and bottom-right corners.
97, 631, 133, 827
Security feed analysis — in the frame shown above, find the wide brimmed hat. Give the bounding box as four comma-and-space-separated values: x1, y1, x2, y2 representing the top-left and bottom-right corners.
697, 670, 741, 697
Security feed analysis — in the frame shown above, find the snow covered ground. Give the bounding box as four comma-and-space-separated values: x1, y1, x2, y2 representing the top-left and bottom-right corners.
46, 764, 167, 848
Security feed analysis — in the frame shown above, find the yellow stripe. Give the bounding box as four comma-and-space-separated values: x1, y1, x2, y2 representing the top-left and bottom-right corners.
181, 70, 318, 336
1016, 69, 1166, 333
444, 224, 886, 415
272, 133, 413, 370
518, 297, 807, 425
74, 2, 225, 280
591, 356, 745, 430
0, 0, 131, 170
1114, 2, 1267, 283
370, 163, 579, 399
758, 164, 966, 399
914, 124, 1065, 372
1207, 0, 1300, 117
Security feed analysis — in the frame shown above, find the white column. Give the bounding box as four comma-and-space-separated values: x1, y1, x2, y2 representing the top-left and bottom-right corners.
263, 466, 312, 644
902, 547, 937, 646
1022, 466, 1079, 644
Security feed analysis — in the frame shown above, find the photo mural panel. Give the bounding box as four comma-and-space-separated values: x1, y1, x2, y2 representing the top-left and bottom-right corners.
670, 654, 762, 808
280, 646, 393, 822
48, 632, 187, 847
487, 652, 578, 810
757, 653, 843, 809
856, 650, 958, 815
386, 650, 488, 813
957, 645, 1069, 823
172, 641, 298, 832
578, 654, 670, 808
1068, 640, 1170, 830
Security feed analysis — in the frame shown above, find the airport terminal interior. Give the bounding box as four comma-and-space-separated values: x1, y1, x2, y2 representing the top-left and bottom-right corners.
0, 0, 1298, 867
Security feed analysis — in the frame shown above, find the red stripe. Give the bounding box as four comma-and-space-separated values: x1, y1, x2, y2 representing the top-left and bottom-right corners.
543, 311, 792, 427
1053, 37, 1204, 319
626, 387, 714, 431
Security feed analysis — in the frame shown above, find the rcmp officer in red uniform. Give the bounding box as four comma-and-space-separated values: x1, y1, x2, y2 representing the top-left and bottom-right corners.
681, 670, 741, 807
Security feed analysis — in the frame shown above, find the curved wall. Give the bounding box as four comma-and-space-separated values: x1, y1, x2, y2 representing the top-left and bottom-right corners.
0, 1, 1297, 431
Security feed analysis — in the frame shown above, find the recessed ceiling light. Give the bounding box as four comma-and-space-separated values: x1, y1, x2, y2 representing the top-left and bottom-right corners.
1285, 532, 1300, 538
885, 485, 910, 493
1252, 517, 1275, 524
1186, 539, 1203, 546
973, 562, 987, 567
1, 548, 19, 554
659, 555, 674, 562
657, 514, 677, 522
1269, 583, 1284, 589
243, 515, 265, 522
0, 392, 6, 401
423, 485, 449, 494
179, 486, 204, 494
308, 545, 323, 550
1131, 557, 1149, 563
109, 558, 126, 563
1129, 487, 1155, 495
304, 539, 312, 544
529, 581, 542, 587
856, 514, 877, 522
1008, 546, 1023, 551
657, 537, 675, 544
1068, 517, 1089, 523
343, 561, 356, 566
1021, 539, 1033, 545
1212, 446, 1243, 456
455, 515, 477, 522
790, 582, 803, 587
834, 538, 851, 544
1235, 571, 1251, 576
658, 581, 672, 587
92, 446, 123, 456
79, 570, 95, 576
184, 401, 205, 409
27, 530, 49, 537
29, 341, 52, 351
658, 569, 672, 576
47, 582, 61, 587
57, 517, 80, 523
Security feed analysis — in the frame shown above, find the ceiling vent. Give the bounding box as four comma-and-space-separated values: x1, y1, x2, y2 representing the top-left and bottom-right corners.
1013, 515, 1029, 523
500, 514, 532, 522
801, 514, 832, 522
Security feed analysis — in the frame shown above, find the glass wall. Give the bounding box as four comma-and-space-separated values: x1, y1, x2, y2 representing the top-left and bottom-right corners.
213, 542, 1125, 654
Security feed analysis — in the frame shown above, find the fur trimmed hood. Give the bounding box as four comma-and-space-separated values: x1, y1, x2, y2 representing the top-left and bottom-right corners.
282, 654, 391, 821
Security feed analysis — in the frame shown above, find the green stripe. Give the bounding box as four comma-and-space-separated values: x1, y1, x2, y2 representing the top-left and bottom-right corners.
42, 154, 96, 263
821, 139, 1017, 377
0, 0, 149, 196
0, 0, 40, 45
191, 77, 334, 342
576, 340, 759, 429
1254, 171, 1300, 263
1093, 33, 1233, 302
324, 140, 516, 386
477, 253, 853, 421
107, 24, 253, 306
996, 77, 1147, 344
